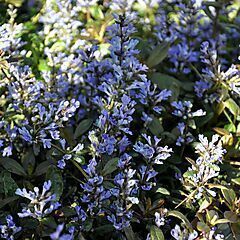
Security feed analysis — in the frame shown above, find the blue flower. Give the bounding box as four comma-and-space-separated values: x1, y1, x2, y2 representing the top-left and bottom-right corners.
107, 210, 133, 230
98, 134, 117, 155
15, 180, 61, 219
0, 215, 21, 240
57, 154, 72, 169
118, 153, 132, 169
81, 159, 111, 215
133, 141, 155, 159
50, 224, 75, 240
75, 205, 87, 222
194, 80, 212, 98
18, 127, 32, 143
2, 145, 12, 157
139, 165, 158, 190
134, 134, 172, 164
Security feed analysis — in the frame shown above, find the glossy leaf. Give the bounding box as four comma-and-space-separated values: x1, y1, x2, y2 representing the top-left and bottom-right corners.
0, 157, 27, 176
148, 117, 163, 137
0, 171, 18, 197
21, 148, 36, 175
34, 161, 52, 176
102, 158, 119, 176
74, 119, 93, 139
168, 210, 192, 229
223, 98, 240, 117
221, 188, 236, 206
224, 211, 239, 223
156, 187, 170, 195
147, 42, 170, 68
46, 166, 63, 201
150, 225, 165, 240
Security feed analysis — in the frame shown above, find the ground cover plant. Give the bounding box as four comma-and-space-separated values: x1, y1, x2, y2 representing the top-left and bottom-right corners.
0, 0, 240, 239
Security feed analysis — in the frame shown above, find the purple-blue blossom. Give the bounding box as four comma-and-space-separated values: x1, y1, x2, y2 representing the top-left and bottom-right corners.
139, 165, 158, 190
50, 224, 75, 240
134, 134, 172, 164
15, 180, 61, 219
81, 159, 111, 215
0, 215, 21, 240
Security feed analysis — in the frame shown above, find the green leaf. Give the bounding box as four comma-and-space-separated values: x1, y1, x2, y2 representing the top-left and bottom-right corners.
156, 187, 170, 195
169, 81, 180, 102
34, 161, 52, 176
203, 1, 222, 8
150, 73, 180, 90
148, 117, 163, 137
90, 6, 104, 19
214, 219, 230, 224
102, 158, 119, 176
60, 127, 75, 146
42, 216, 57, 229
0, 157, 27, 176
231, 222, 240, 240
223, 98, 240, 117
206, 210, 218, 224
208, 184, 228, 190
147, 42, 170, 68
124, 225, 137, 240
0, 196, 18, 209
150, 73, 180, 101
215, 102, 225, 116
61, 207, 77, 217
0, 171, 18, 197
181, 82, 194, 92
50, 41, 65, 52
46, 166, 63, 201
221, 188, 236, 206
33, 143, 41, 155
224, 123, 236, 133
232, 178, 240, 185
168, 210, 192, 229
197, 222, 210, 232
224, 211, 239, 223
183, 170, 197, 178
74, 119, 93, 139
103, 181, 115, 189
136, 38, 151, 59
213, 127, 230, 136
4, 0, 23, 7
95, 224, 114, 236
83, 218, 93, 232
198, 198, 212, 212
150, 225, 165, 240
21, 148, 36, 175
38, 59, 50, 71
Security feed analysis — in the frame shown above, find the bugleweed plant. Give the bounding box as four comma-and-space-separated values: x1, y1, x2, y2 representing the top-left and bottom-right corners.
0, 0, 239, 239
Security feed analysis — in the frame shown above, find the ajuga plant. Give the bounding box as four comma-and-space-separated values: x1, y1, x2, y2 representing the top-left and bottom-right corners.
0, 0, 239, 239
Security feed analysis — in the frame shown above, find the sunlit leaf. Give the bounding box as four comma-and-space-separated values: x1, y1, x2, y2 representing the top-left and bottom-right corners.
150, 225, 165, 240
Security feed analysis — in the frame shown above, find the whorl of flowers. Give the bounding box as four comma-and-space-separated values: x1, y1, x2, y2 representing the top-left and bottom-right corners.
182, 134, 226, 200
15, 180, 61, 219
195, 41, 240, 100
